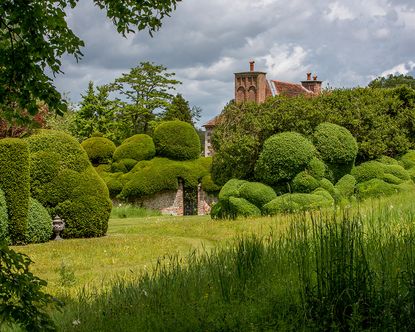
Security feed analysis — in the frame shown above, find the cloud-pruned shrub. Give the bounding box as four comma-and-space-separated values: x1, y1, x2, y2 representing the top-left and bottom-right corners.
81, 137, 116, 165
0, 189, 8, 243
119, 157, 211, 200
26, 130, 112, 238
0, 138, 30, 244
292, 172, 320, 193
307, 157, 326, 180
218, 179, 248, 201
113, 134, 156, 162
201, 175, 222, 193
228, 197, 261, 217
238, 182, 277, 208
153, 120, 201, 160
351, 161, 385, 183
313, 122, 358, 182
400, 150, 415, 169
255, 132, 317, 186
335, 174, 356, 199
263, 189, 334, 215
26, 198, 52, 244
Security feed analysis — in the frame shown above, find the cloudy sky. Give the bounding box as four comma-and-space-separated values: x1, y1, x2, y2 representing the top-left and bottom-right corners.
54, 0, 415, 126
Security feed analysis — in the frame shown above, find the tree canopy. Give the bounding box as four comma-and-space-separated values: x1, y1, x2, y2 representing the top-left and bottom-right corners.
0, 0, 180, 131
369, 74, 415, 89
162, 94, 201, 125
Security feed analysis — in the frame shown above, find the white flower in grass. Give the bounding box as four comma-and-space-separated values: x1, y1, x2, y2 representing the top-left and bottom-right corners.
72, 319, 81, 326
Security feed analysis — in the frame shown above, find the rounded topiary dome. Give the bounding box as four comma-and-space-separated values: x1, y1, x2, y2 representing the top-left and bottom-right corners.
313, 122, 358, 164
81, 137, 116, 164
255, 132, 317, 185
113, 134, 156, 162
154, 120, 201, 160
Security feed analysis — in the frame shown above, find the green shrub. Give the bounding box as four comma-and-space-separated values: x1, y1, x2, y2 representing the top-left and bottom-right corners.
351, 161, 385, 183
113, 134, 156, 162
400, 150, 415, 169
0, 189, 8, 243
111, 161, 128, 173
238, 182, 277, 208
81, 137, 116, 164
153, 120, 201, 160
0, 138, 30, 244
335, 174, 356, 198
210, 201, 225, 220
307, 157, 326, 180
106, 177, 124, 198
255, 132, 317, 186
263, 190, 333, 215
319, 178, 340, 201
383, 164, 410, 181
407, 167, 415, 182
26, 130, 112, 239
228, 197, 261, 217
218, 179, 248, 201
120, 157, 211, 200
377, 155, 399, 165
201, 175, 222, 193
26, 198, 52, 244
292, 172, 320, 193
120, 158, 138, 171
382, 174, 404, 185
356, 178, 400, 199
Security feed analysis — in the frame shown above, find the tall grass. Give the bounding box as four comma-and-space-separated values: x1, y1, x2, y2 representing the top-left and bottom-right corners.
110, 204, 162, 219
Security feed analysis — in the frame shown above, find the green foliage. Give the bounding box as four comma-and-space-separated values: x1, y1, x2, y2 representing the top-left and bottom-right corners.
335, 174, 356, 198
120, 159, 138, 171
26, 130, 112, 238
400, 150, 415, 169
0, 189, 8, 243
112, 62, 181, 134
111, 162, 128, 173
113, 134, 156, 162
356, 179, 402, 199
120, 157, 211, 200
201, 175, 222, 193
210, 201, 225, 220
383, 164, 410, 181
238, 182, 277, 208
255, 132, 317, 186
0, 1, 180, 131
154, 120, 201, 160
351, 161, 385, 183
369, 74, 415, 89
377, 155, 399, 165
162, 93, 201, 125
263, 190, 334, 215
218, 179, 248, 201
0, 138, 30, 244
81, 136, 116, 165
0, 243, 58, 331
228, 197, 261, 217
319, 178, 340, 201
110, 204, 161, 219
26, 198, 52, 244
307, 157, 326, 180
292, 172, 320, 193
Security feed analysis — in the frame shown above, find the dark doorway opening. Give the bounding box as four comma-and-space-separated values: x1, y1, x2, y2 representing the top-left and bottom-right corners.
183, 186, 198, 216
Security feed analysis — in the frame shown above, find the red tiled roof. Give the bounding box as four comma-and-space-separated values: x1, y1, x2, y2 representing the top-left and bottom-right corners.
271, 80, 314, 97
203, 115, 222, 128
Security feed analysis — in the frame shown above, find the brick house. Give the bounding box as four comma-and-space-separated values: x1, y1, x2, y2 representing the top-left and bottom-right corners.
203, 61, 323, 157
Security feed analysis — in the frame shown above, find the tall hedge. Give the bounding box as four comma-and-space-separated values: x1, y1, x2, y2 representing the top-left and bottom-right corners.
255, 132, 317, 186
26, 198, 52, 244
154, 120, 201, 160
113, 134, 155, 162
0, 189, 8, 243
26, 130, 112, 238
0, 138, 30, 244
81, 137, 116, 164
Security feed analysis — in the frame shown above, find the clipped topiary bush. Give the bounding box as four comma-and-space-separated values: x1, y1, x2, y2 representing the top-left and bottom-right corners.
0, 189, 8, 243
377, 155, 399, 165
113, 134, 156, 162
319, 178, 340, 202
153, 120, 201, 160
307, 157, 326, 180
400, 150, 415, 169
25, 198, 52, 244
382, 164, 410, 181
0, 138, 30, 244
238, 182, 277, 209
119, 157, 211, 200
255, 132, 317, 186
111, 161, 128, 173
292, 172, 320, 193
201, 175, 222, 193
313, 122, 358, 182
218, 179, 248, 201
120, 158, 138, 172
228, 197, 261, 217
26, 130, 112, 239
81, 137, 116, 165
335, 174, 356, 198
351, 161, 385, 183
356, 178, 399, 199
263, 190, 333, 215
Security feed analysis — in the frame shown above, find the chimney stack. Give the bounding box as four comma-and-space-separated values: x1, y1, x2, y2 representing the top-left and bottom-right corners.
307, 72, 312, 81
313, 74, 318, 81
249, 60, 255, 72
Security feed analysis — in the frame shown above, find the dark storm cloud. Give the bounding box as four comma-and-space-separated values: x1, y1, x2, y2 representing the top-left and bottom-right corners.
53, 0, 415, 126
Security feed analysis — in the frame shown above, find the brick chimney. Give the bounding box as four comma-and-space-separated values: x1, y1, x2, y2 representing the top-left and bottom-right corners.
249, 60, 255, 72
234, 61, 270, 104
301, 72, 322, 95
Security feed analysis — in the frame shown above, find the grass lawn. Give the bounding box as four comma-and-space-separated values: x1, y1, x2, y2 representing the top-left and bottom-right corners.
14, 214, 290, 296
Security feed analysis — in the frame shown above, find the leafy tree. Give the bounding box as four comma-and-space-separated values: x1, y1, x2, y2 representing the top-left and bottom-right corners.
369, 74, 415, 89
163, 93, 201, 125
0, 0, 180, 131
112, 62, 181, 134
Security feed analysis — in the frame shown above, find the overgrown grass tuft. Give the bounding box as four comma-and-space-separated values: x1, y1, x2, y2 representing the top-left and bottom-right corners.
110, 204, 162, 219
53, 199, 415, 331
